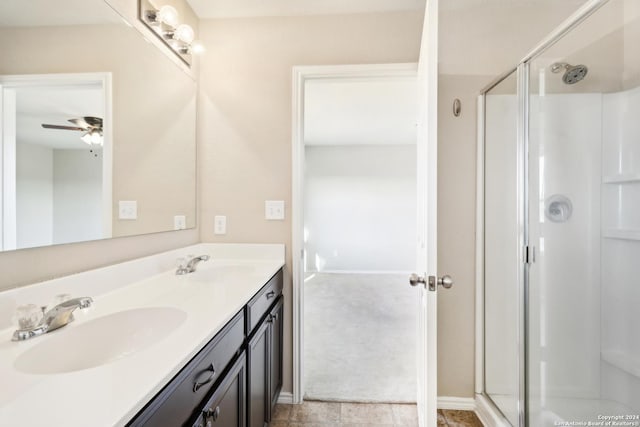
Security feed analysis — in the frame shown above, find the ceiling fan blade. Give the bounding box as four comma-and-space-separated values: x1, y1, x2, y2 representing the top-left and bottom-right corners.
82, 116, 103, 128
68, 118, 90, 129
42, 124, 86, 131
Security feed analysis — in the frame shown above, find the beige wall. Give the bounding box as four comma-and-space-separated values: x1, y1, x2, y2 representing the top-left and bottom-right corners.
197, 11, 424, 395
0, 229, 198, 291
437, 74, 492, 397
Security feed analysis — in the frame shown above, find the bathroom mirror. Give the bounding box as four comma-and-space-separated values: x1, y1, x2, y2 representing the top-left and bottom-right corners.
0, 0, 197, 251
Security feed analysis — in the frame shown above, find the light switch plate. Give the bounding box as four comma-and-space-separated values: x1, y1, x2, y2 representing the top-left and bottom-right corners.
174, 215, 186, 230
214, 215, 227, 235
265, 200, 285, 220
119, 201, 137, 220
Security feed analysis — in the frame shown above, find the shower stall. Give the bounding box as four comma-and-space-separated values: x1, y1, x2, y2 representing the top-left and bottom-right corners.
478, 0, 640, 425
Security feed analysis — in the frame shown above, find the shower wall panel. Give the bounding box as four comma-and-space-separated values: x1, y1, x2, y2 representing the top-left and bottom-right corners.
600, 86, 640, 412
527, 93, 602, 409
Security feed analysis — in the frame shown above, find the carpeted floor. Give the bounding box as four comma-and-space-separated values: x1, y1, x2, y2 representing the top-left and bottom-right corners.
303, 273, 417, 403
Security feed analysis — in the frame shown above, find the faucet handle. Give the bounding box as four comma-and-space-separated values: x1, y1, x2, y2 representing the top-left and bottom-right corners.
13, 304, 42, 330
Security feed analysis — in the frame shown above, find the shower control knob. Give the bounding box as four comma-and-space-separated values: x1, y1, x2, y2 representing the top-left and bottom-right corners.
409, 273, 426, 287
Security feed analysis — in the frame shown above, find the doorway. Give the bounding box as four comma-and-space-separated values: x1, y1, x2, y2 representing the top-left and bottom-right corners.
291, 64, 419, 404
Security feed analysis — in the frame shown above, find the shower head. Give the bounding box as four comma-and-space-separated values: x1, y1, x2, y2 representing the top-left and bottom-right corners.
550, 62, 588, 85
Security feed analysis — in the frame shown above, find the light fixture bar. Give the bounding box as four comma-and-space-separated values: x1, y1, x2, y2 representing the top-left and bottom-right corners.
138, 0, 203, 66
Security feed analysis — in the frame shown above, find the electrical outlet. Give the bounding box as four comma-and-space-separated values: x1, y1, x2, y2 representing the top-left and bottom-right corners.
265, 201, 285, 220
119, 201, 137, 220
214, 215, 227, 235
174, 215, 186, 230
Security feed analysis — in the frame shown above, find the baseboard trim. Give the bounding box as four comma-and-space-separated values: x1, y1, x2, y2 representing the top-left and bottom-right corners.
277, 392, 294, 404
474, 394, 512, 427
437, 396, 476, 411
305, 270, 413, 275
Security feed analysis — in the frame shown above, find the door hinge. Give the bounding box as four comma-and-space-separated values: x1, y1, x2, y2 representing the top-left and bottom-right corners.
524, 245, 535, 264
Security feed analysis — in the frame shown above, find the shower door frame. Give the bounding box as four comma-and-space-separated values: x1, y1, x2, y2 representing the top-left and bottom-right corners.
474, 65, 527, 427
475, 1, 612, 426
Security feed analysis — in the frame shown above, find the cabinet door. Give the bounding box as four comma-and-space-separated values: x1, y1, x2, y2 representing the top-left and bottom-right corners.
247, 319, 269, 427
194, 353, 246, 427
268, 297, 284, 417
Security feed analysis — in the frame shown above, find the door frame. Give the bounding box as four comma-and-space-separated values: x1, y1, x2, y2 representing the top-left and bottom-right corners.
291, 62, 419, 404
0, 72, 113, 246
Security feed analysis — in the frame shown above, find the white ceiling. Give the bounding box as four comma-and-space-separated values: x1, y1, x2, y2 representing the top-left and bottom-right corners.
0, 0, 123, 27
187, 0, 424, 19
304, 78, 418, 146
15, 85, 104, 150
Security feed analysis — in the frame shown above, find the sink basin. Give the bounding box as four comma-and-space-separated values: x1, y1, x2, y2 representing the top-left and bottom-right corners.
14, 307, 187, 375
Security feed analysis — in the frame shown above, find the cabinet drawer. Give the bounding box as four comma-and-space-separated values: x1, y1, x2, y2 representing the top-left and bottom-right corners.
246, 269, 283, 334
129, 310, 245, 427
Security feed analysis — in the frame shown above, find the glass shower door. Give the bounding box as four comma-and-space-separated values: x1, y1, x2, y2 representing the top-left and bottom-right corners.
484, 71, 520, 426
527, 0, 640, 424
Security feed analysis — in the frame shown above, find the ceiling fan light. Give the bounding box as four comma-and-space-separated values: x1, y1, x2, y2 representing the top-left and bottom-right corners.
90, 130, 103, 146
81, 132, 92, 145
158, 5, 179, 27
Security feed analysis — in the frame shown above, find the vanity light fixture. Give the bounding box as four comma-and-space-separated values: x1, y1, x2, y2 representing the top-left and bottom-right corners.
139, 0, 203, 66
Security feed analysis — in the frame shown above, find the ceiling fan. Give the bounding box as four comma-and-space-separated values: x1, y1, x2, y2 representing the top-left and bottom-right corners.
41, 116, 104, 146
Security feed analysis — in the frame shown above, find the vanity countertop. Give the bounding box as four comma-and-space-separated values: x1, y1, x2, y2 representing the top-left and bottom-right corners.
0, 243, 285, 427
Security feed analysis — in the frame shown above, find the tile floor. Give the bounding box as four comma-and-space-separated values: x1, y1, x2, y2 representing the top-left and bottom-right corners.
270, 402, 484, 426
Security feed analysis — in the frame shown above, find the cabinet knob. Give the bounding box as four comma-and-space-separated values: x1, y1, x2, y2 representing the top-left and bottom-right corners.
205, 405, 220, 424
267, 314, 274, 323
266, 291, 276, 299
209, 406, 220, 421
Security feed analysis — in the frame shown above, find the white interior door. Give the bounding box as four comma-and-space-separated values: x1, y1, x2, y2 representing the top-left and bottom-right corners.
413, 1, 439, 426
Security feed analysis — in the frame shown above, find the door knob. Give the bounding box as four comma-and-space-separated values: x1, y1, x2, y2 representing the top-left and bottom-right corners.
409, 273, 454, 291
409, 273, 426, 287
438, 275, 453, 289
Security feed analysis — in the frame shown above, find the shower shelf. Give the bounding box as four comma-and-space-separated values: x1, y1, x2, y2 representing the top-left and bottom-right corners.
603, 174, 640, 184
602, 349, 640, 379
602, 229, 640, 241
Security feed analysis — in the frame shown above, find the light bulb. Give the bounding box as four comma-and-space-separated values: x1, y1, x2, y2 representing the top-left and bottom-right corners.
190, 40, 205, 54
158, 5, 179, 27
90, 131, 103, 146
81, 132, 92, 145
175, 24, 194, 44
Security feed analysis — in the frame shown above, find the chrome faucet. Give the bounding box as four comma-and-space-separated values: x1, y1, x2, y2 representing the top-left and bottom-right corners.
12, 297, 94, 341
176, 254, 210, 275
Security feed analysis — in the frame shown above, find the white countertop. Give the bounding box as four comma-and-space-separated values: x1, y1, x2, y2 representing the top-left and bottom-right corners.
0, 244, 285, 427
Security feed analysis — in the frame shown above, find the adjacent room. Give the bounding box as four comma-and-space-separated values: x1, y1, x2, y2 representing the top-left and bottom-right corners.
302, 74, 418, 403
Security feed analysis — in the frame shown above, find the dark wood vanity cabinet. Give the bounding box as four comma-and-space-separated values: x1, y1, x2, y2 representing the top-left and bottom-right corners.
246, 270, 284, 427
247, 297, 283, 427
268, 299, 283, 413
127, 269, 283, 427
